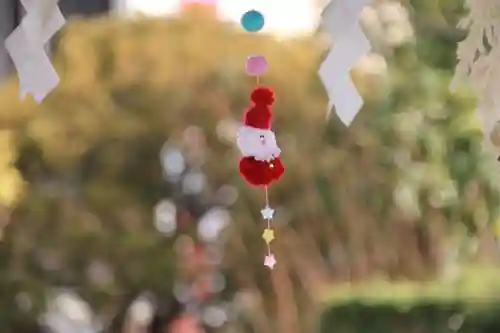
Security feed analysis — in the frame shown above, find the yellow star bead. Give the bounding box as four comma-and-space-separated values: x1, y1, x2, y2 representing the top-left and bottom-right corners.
262, 228, 275, 244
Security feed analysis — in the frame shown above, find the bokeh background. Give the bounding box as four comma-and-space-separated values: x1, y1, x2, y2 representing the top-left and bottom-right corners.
2, 0, 500, 332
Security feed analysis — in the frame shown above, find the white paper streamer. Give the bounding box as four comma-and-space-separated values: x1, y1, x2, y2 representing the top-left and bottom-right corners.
318, 0, 372, 125
451, 0, 500, 152
4, 0, 65, 102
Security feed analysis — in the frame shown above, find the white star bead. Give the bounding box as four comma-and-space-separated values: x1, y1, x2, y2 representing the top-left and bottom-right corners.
260, 206, 275, 220
264, 254, 276, 269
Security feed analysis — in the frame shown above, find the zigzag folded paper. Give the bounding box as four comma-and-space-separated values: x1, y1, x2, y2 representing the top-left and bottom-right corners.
450, 0, 500, 155
318, 0, 372, 125
4, 0, 65, 102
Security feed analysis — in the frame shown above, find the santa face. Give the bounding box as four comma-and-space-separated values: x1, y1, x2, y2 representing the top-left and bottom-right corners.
236, 125, 281, 161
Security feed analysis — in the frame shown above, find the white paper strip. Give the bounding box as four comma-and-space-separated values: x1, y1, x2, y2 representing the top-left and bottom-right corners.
4, 0, 65, 102
322, 23, 371, 72
321, 0, 371, 40
327, 71, 363, 125
5, 26, 59, 103
451, 0, 500, 152
318, 0, 372, 125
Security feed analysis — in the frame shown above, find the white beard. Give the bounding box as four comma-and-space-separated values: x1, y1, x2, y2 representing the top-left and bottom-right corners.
236, 125, 281, 161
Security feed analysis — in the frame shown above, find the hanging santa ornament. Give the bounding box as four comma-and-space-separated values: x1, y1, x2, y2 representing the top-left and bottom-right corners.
237, 10, 284, 270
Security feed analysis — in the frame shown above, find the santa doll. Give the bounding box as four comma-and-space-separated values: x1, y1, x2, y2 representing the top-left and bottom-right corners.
236, 86, 284, 186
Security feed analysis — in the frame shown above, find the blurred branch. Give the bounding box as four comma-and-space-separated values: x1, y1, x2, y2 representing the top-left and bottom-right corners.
414, 18, 466, 42
405, 0, 467, 42
273, 242, 299, 333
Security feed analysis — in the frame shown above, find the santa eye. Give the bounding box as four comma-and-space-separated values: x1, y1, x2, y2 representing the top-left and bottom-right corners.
260, 135, 265, 141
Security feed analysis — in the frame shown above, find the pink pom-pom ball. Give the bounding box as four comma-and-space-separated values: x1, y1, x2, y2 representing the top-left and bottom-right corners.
245, 55, 268, 76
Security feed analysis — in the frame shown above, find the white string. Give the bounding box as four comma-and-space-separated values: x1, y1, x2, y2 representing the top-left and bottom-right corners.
264, 185, 269, 206
264, 185, 271, 255
256, 77, 274, 265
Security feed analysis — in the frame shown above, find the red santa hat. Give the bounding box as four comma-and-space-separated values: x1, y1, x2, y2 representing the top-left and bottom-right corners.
243, 87, 275, 130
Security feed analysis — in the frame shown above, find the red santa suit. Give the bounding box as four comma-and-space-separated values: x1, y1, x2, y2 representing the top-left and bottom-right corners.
236, 87, 284, 186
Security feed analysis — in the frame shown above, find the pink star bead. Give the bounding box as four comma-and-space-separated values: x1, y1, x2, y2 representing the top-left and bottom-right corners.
264, 254, 276, 269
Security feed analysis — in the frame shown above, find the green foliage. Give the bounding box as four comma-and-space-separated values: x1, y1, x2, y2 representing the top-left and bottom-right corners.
321, 266, 500, 304
320, 302, 500, 333
319, 266, 500, 333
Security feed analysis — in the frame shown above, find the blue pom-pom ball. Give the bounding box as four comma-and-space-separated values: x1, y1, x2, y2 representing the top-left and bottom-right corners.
241, 10, 265, 32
